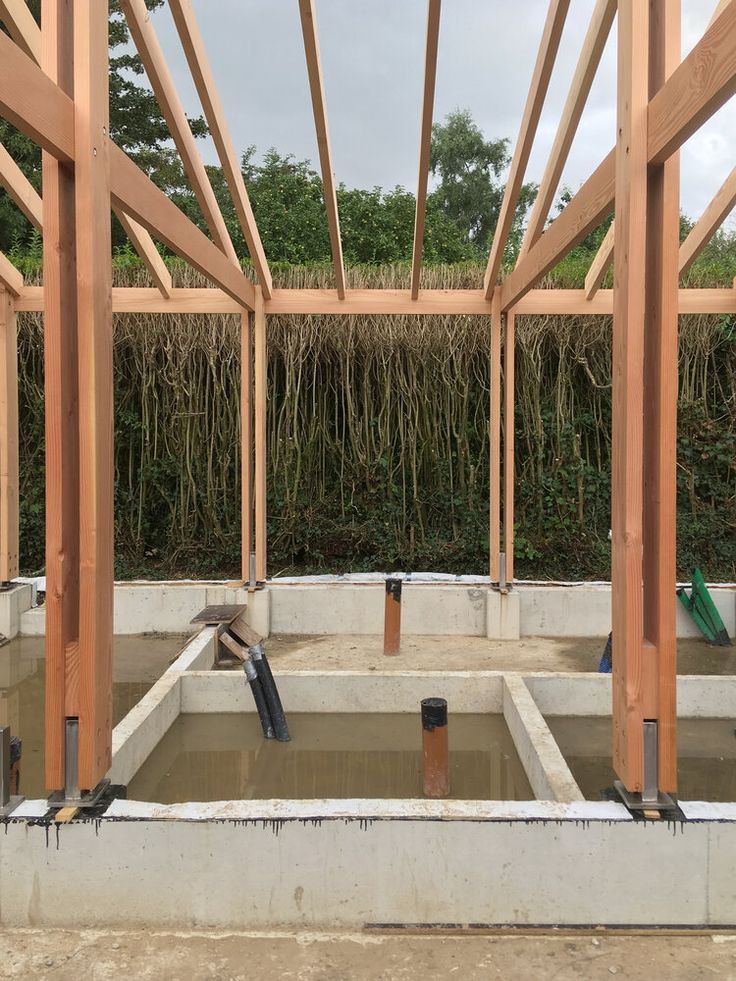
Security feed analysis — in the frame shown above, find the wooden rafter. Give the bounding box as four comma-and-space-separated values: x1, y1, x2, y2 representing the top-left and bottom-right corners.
0, 142, 43, 228
484, 0, 571, 298
0, 251, 22, 296
115, 211, 172, 299
520, 0, 616, 258
120, 0, 239, 265
0, 0, 41, 62
584, 222, 614, 299
168, 0, 272, 299
298, 0, 346, 299
679, 166, 736, 276
410, 0, 441, 300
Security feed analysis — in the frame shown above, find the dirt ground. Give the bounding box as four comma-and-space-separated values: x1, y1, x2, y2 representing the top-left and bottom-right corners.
265, 633, 733, 675
1, 929, 735, 980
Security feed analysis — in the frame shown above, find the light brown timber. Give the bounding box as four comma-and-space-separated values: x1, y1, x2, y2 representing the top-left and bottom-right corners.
0, 253, 22, 296
254, 288, 267, 582
0, 142, 43, 228
489, 293, 501, 581
679, 167, 736, 276
0, 290, 18, 583
504, 310, 515, 583
241, 312, 253, 585
585, 222, 615, 299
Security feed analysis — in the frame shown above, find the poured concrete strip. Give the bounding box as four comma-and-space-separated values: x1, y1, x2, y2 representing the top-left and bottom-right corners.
167, 625, 217, 672
108, 673, 182, 786
502, 675, 584, 802
180, 670, 505, 714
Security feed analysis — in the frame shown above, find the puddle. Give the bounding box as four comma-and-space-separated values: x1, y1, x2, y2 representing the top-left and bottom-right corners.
547, 716, 736, 802
0, 635, 188, 797
128, 712, 533, 802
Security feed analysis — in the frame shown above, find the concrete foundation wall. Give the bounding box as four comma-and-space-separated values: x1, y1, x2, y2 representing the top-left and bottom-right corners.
2, 801, 734, 927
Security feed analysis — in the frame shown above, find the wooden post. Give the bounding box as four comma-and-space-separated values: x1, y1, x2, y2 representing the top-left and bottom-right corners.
504, 310, 516, 584
73, 0, 114, 789
642, 0, 680, 794
0, 289, 18, 584
42, 0, 79, 792
612, 0, 679, 796
254, 287, 267, 583
489, 293, 501, 581
241, 311, 253, 585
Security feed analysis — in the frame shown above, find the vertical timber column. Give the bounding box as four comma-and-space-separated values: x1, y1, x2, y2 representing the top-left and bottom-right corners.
489, 293, 501, 582
241, 311, 253, 585
643, 0, 680, 793
42, 0, 80, 791
0, 289, 19, 584
74, 0, 114, 788
612, 0, 649, 791
254, 287, 267, 583
504, 310, 515, 584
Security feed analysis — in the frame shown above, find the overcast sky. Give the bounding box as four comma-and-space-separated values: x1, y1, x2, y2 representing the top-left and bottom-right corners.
150, 1, 736, 227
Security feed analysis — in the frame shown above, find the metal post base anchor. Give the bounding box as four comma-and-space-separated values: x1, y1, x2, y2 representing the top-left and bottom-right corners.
1, 726, 24, 817
48, 779, 111, 811
613, 779, 675, 812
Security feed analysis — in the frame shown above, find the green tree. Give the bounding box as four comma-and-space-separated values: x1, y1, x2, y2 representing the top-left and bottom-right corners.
429, 108, 537, 262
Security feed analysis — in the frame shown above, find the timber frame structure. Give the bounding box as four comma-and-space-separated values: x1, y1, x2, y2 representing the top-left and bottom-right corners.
0, 0, 735, 800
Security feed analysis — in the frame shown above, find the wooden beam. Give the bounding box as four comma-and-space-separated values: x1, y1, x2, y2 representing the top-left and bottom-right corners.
109, 144, 254, 310
298, 0, 346, 299
484, 0, 571, 297
119, 0, 239, 264
489, 292, 501, 581
0, 289, 18, 583
410, 0, 441, 300
503, 0, 736, 310
520, 0, 616, 257
115, 211, 172, 299
679, 166, 736, 276
74, 0, 114, 789
584, 221, 615, 299
168, 0, 272, 299
42, 0, 78, 792
709, 0, 733, 28
503, 310, 515, 583
0, 0, 41, 62
642, 0, 680, 795
254, 287, 267, 582
0, 252, 22, 296
241, 311, 253, 585
0, 142, 43, 229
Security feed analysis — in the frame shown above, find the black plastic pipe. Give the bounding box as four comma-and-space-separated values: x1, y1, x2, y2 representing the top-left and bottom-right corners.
243, 659, 275, 739
250, 643, 290, 742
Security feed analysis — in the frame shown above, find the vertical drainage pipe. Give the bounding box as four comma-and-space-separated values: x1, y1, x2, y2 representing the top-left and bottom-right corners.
250, 643, 290, 742
421, 697, 449, 798
243, 659, 275, 739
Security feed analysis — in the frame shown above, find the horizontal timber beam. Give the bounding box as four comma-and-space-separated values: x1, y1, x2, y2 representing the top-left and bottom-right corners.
13, 286, 736, 317
503, 0, 736, 310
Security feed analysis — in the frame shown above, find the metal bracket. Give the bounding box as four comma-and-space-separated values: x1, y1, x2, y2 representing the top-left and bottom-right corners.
1, 726, 24, 817
613, 780, 675, 812
613, 720, 675, 812
48, 778, 111, 811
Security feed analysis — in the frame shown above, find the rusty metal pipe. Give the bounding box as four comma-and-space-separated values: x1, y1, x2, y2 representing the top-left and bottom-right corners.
421, 697, 449, 798
383, 577, 402, 656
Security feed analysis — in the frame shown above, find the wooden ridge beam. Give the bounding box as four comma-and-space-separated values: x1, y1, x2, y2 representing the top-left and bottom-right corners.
679, 166, 736, 276
584, 221, 615, 299
410, 0, 442, 300
168, 0, 272, 299
119, 0, 239, 265
0, 142, 43, 229
298, 0, 346, 299
0, 252, 22, 296
520, 0, 616, 257
484, 0, 571, 298
503, 0, 736, 311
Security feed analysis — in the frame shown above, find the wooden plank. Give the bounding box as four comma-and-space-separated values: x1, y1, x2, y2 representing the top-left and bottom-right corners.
584, 222, 615, 299
0, 0, 41, 62
168, 0, 272, 298
679, 166, 736, 276
484, 0, 571, 297
642, 0, 680, 795
0, 289, 18, 583
504, 310, 515, 583
115, 210, 172, 298
119, 0, 238, 264
0, 253, 22, 296
0, 142, 43, 229
410, 0, 442, 300
611, 0, 649, 794
298, 0, 346, 299
709, 0, 733, 28
74, 0, 114, 789
520, 0, 616, 256
489, 292, 501, 581
109, 144, 254, 310
41, 0, 78, 792
241, 311, 253, 584
254, 287, 267, 582
266, 288, 492, 316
